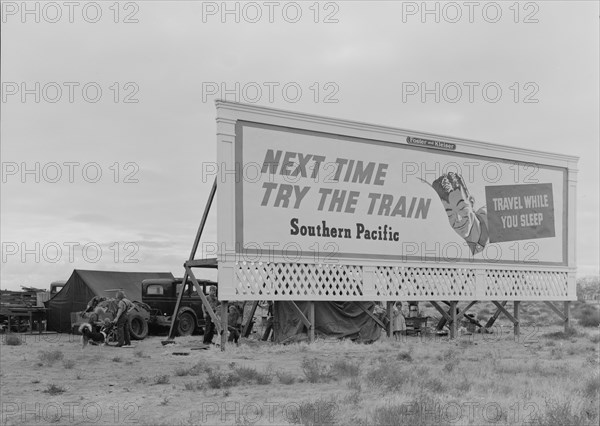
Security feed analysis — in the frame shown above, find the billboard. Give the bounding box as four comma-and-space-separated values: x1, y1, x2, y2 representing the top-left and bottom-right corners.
214, 101, 577, 301
234, 122, 566, 266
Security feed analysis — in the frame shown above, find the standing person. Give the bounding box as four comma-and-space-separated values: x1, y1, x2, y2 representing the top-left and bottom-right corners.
113, 291, 133, 348
203, 286, 218, 344
392, 302, 406, 340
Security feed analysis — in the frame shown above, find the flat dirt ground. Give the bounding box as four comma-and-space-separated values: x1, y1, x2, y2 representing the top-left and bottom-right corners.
1, 324, 599, 426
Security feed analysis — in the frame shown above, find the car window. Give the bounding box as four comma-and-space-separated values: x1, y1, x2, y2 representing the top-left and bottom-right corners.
147, 285, 164, 295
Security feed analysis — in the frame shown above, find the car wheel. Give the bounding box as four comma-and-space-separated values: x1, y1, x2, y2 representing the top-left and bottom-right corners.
177, 311, 196, 336
129, 314, 148, 340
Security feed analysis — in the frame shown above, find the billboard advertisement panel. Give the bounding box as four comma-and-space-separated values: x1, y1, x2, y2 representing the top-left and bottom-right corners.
234, 121, 567, 266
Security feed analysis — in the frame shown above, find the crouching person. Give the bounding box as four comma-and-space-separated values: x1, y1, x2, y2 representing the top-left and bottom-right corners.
227, 303, 243, 345
113, 291, 133, 348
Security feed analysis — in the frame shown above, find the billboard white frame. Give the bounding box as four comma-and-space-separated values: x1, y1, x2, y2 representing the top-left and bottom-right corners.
214, 100, 578, 302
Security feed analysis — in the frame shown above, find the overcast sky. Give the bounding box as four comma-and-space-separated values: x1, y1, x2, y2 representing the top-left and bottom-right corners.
1, 1, 598, 291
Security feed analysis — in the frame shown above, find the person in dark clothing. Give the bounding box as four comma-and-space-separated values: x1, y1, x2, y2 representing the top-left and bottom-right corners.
113, 291, 132, 347
203, 286, 218, 344
227, 303, 243, 344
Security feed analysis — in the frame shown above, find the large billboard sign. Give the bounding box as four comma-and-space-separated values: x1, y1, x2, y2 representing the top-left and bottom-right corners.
214, 101, 578, 301
235, 122, 565, 266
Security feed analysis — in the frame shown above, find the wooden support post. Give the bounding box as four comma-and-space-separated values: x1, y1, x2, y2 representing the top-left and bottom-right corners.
449, 302, 457, 339
386, 302, 393, 338
514, 301, 520, 336
220, 301, 228, 351
564, 301, 571, 331
308, 302, 315, 343
242, 301, 259, 338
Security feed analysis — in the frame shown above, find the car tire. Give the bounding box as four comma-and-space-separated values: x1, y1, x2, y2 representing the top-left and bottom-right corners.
176, 311, 196, 336
129, 314, 148, 340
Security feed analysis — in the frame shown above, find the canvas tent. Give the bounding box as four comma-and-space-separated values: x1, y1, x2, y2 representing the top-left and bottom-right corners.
273, 301, 383, 343
47, 269, 174, 333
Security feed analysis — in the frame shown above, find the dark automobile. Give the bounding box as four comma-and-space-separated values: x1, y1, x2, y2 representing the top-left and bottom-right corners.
141, 277, 216, 336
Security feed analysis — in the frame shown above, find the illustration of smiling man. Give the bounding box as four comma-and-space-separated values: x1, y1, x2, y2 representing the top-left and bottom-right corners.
431, 172, 489, 255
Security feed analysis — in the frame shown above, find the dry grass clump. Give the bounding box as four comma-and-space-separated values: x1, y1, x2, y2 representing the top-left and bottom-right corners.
583, 374, 600, 398
4, 335, 23, 346
577, 307, 600, 328
543, 326, 582, 340
184, 381, 205, 391
43, 384, 66, 395
38, 350, 64, 366
286, 399, 337, 426
205, 367, 240, 389
533, 398, 594, 426
174, 364, 202, 377
436, 348, 457, 362
232, 365, 273, 385
276, 370, 296, 385
153, 374, 170, 385
301, 358, 333, 383
329, 359, 360, 378
397, 350, 413, 362
371, 392, 450, 426
62, 359, 76, 369
206, 365, 276, 389
419, 377, 448, 394
366, 360, 414, 392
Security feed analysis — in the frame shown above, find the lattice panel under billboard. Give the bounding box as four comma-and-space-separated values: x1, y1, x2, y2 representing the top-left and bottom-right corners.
482, 270, 569, 299
374, 267, 476, 298
232, 262, 572, 300
235, 262, 363, 299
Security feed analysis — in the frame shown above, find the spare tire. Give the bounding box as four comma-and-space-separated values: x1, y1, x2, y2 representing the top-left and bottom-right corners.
129, 314, 148, 340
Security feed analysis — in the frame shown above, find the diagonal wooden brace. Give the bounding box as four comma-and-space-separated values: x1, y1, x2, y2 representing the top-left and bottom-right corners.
168, 178, 217, 339
485, 301, 507, 328
356, 303, 387, 330
544, 301, 567, 322
242, 301, 259, 337
289, 301, 312, 329
187, 267, 222, 334
431, 301, 452, 322
492, 301, 518, 325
